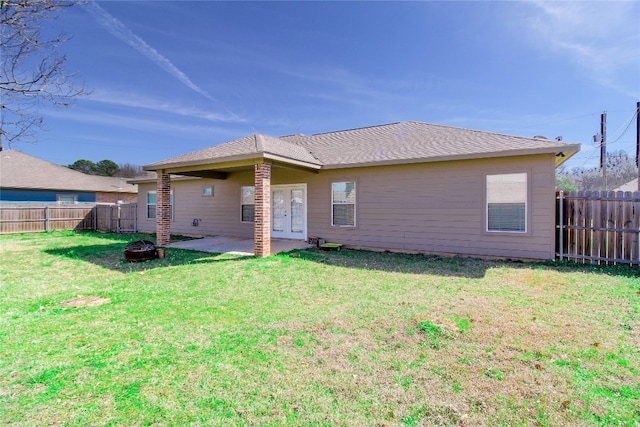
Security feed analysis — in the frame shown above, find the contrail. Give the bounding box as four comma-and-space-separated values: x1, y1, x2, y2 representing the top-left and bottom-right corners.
84, 1, 216, 102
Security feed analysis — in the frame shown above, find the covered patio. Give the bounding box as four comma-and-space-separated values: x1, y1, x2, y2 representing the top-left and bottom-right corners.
143, 134, 322, 257
167, 236, 313, 256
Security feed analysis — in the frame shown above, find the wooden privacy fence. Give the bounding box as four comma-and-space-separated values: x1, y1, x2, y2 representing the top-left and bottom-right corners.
0, 204, 137, 234
95, 204, 137, 233
557, 191, 640, 265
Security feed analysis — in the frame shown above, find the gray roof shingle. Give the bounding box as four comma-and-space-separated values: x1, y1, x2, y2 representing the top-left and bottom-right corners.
144, 121, 579, 171
145, 133, 321, 170
0, 150, 137, 193
282, 121, 578, 168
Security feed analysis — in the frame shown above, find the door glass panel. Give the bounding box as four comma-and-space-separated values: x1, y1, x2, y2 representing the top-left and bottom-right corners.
272, 190, 284, 232
290, 189, 304, 233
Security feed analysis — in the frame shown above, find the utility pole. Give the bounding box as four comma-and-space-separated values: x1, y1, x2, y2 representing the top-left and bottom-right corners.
600, 112, 607, 191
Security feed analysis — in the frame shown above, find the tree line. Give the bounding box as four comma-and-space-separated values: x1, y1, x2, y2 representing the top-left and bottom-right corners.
67, 159, 150, 178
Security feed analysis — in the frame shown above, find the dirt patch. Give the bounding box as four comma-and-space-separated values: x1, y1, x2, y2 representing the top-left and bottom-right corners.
60, 296, 111, 308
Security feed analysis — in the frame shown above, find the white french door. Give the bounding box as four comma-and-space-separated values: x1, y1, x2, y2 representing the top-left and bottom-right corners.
271, 184, 307, 240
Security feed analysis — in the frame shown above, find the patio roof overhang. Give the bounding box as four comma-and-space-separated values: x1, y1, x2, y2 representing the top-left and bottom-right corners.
143, 152, 322, 179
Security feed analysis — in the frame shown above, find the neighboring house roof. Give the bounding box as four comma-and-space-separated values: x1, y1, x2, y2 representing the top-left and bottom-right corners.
144, 121, 579, 174
614, 178, 639, 192
0, 150, 137, 193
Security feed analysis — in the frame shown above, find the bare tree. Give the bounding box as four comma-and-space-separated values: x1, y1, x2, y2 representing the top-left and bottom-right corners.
0, 0, 87, 149
556, 150, 638, 191
117, 162, 149, 178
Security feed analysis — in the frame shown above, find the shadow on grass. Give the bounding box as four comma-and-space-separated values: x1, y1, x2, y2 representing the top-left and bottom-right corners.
292, 248, 495, 278
44, 231, 640, 279
543, 259, 640, 279
292, 247, 640, 279
45, 243, 251, 272
70, 230, 196, 244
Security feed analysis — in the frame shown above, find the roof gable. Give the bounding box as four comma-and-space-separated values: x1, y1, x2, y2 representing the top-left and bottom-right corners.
144, 133, 321, 171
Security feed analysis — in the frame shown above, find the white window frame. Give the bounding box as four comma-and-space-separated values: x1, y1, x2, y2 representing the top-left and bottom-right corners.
147, 191, 173, 220
201, 186, 214, 197
241, 186, 255, 223
331, 181, 356, 227
486, 172, 527, 233
57, 194, 77, 205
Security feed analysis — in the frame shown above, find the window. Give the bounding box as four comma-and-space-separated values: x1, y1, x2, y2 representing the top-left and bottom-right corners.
331, 181, 356, 227
57, 195, 76, 205
147, 191, 173, 219
486, 173, 527, 232
241, 186, 255, 222
202, 186, 213, 197
147, 192, 156, 218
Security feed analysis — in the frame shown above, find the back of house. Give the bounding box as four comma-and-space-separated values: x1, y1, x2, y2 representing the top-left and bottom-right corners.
133, 121, 579, 259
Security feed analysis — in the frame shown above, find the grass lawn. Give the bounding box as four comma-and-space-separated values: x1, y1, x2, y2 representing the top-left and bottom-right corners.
1, 231, 639, 426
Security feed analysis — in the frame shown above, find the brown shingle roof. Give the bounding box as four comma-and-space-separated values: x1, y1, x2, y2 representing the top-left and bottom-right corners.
282, 121, 578, 168
144, 121, 579, 171
0, 150, 137, 193
145, 133, 321, 170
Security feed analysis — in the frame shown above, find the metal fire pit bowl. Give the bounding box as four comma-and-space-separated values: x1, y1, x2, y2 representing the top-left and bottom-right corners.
124, 240, 158, 262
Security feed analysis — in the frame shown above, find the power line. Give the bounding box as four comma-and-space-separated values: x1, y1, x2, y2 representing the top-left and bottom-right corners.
607, 107, 639, 145
588, 107, 639, 148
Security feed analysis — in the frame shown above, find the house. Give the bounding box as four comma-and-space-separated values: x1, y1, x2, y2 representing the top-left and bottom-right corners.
614, 178, 639, 192
136, 121, 579, 259
0, 150, 138, 204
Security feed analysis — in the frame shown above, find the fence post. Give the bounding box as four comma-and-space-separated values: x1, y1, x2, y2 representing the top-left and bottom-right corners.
116, 205, 121, 233
558, 191, 564, 261
45, 206, 50, 232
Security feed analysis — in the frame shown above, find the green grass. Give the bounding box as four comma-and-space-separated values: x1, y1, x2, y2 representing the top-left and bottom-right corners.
1, 230, 639, 426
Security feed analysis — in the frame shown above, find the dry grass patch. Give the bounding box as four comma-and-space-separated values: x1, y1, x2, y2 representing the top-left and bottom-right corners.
59, 296, 111, 308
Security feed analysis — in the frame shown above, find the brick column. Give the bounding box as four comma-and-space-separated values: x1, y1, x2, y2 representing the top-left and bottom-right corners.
254, 161, 271, 257
156, 170, 171, 246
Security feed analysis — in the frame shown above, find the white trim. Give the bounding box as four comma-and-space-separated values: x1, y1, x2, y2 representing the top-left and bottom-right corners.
485, 172, 528, 233
201, 185, 214, 197
331, 180, 356, 227
240, 185, 255, 223
147, 190, 174, 220
271, 183, 307, 240
56, 194, 77, 205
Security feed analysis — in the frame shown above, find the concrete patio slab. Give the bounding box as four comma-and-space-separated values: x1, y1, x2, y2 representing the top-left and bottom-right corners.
166, 236, 313, 256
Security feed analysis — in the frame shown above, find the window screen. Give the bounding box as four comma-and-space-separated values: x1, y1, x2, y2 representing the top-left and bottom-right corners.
331, 181, 356, 227
241, 186, 255, 222
486, 173, 527, 232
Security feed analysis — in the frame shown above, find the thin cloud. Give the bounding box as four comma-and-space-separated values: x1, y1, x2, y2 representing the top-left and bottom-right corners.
523, 1, 639, 95
88, 89, 245, 123
84, 1, 215, 102
46, 107, 223, 138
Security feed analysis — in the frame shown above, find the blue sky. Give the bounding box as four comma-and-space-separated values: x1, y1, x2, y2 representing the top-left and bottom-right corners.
16, 0, 640, 170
